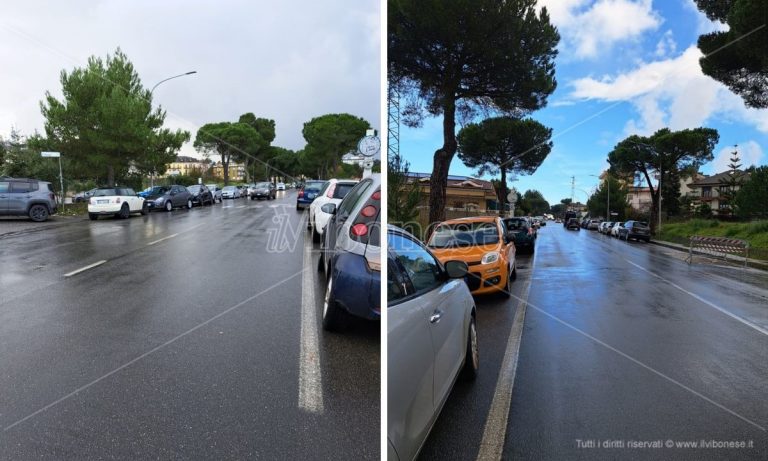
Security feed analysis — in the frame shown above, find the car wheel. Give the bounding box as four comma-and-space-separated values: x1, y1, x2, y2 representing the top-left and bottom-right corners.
322, 272, 348, 332
141, 202, 148, 215
28, 204, 49, 222
88, 213, 98, 221
118, 203, 130, 219
296, 204, 302, 212
510, 262, 517, 280
461, 315, 479, 380
187, 199, 193, 209
165, 201, 173, 212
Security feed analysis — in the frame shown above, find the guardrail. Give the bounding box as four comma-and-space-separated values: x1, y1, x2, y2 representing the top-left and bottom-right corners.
685, 235, 749, 268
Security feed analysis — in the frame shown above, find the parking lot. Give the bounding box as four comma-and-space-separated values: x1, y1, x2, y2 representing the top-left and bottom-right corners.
0, 190, 379, 459
417, 223, 767, 460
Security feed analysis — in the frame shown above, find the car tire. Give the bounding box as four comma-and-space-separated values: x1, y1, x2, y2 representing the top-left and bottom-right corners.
461, 315, 479, 381
88, 213, 98, 221
118, 203, 130, 219
296, 204, 302, 212
28, 204, 49, 222
312, 226, 321, 243
187, 199, 193, 209
510, 263, 517, 281
141, 202, 148, 215
322, 272, 348, 332
165, 201, 173, 212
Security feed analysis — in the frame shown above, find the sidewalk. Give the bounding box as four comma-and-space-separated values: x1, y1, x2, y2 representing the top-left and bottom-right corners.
651, 238, 768, 271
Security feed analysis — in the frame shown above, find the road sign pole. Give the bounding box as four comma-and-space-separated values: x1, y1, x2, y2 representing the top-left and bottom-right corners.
58, 155, 65, 212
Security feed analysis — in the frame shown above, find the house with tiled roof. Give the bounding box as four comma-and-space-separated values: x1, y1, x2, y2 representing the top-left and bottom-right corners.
685, 170, 750, 215
406, 173, 500, 211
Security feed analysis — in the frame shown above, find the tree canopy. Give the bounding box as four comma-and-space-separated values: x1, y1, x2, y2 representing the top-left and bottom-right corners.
194, 120, 265, 185
695, 0, 768, 108
734, 166, 768, 218
586, 175, 628, 220
40, 48, 189, 185
301, 113, 370, 179
519, 190, 550, 216
608, 127, 719, 233
457, 116, 552, 213
389, 0, 559, 225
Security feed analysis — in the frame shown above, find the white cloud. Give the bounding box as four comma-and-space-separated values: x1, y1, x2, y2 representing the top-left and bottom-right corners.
655, 30, 677, 58
569, 45, 768, 137
710, 141, 764, 174
538, 0, 661, 59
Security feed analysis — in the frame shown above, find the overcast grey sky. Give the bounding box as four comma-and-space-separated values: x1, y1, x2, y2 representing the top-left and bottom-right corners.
0, 0, 381, 157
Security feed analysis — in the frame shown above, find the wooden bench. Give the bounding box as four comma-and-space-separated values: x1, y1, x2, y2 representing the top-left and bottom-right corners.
685, 236, 750, 268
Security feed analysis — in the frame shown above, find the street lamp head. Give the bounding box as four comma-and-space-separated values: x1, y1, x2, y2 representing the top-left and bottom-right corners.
185, 71, 197, 75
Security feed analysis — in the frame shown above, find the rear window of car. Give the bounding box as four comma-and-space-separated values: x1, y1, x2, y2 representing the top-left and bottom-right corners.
93, 188, 119, 196
304, 181, 326, 192
333, 183, 356, 199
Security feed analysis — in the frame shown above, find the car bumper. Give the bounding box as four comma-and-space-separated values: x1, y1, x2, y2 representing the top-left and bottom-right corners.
296, 199, 313, 209
88, 204, 122, 214
251, 192, 270, 198
465, 261, 508, 295
330, 252, 381, 320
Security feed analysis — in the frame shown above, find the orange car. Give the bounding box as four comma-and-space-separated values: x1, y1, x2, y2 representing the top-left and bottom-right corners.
427, 216, 517, 296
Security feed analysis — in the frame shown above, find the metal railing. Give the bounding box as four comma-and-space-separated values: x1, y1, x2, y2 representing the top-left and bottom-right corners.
686, 235, 750, 268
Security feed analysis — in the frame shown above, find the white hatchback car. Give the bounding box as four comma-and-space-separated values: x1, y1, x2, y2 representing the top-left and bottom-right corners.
221, 185, 240, 199
276, 182, 286, 191
308, 179, 359, 242
88, 187, 147, 220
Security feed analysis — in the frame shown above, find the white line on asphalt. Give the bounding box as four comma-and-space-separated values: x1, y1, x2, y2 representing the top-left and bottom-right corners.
63, 260, 108, 277
236, 205, 246, 209
476, 278, 532, 461
624, 259, 768, 336
146, 233, 179, 246
298, 236, 324, 413
3, 269, 305, 432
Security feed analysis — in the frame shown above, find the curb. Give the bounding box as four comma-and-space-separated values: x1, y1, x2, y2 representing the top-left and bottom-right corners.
650, 239, 768, 271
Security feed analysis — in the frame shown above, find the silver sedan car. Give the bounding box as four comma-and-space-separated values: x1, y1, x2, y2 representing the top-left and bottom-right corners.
387, 225, 478, 461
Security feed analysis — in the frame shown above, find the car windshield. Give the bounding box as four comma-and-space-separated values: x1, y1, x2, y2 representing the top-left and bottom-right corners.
504, 219, 528, 231
256, 182, 271, 188
146, 186, 168, 195
428, 221, 500, 248
187, 185, 201, 193
223, 186, 236, 191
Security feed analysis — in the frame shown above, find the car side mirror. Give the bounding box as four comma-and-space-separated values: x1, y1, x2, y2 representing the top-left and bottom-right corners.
444, 260, 469, 279
505, 231, 515, 242
321, 203, 337, 214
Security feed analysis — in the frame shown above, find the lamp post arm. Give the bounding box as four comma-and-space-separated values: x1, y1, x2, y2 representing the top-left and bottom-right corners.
150, 71, 197, 94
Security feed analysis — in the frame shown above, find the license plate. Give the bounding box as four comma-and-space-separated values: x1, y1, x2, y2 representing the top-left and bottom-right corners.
97, 200, 108, 204
307, 193, 315, 199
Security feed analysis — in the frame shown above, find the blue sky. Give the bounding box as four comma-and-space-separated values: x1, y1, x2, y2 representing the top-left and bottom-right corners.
396, 0, 768, 205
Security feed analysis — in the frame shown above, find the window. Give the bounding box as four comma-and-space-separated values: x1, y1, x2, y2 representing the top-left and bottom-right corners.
389, 232, 442, 293
10, 181, 33, 193
0, 181, 9, 193
387, 258, 405, 303
333, 183, 356, 199
337, 179, 372, 222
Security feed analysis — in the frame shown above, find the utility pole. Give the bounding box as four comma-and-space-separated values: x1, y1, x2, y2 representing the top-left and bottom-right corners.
570, 176, 575, 209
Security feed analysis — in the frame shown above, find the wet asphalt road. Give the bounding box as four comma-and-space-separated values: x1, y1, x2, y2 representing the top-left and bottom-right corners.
0, 191, 379, 460
419, 223, 767, 460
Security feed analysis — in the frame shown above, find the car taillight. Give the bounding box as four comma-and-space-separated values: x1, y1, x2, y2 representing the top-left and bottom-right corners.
326, 184, 336, 198
351, 223, 368, 236
349, 187, 380, 244
298, 190, 304, 198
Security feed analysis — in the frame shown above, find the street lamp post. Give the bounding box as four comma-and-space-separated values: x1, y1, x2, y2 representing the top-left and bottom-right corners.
148, 71, 197, 186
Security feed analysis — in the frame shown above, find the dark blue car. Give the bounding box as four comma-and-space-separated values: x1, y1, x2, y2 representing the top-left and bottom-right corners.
319, 174, 381, 331
296, 180, 327, 211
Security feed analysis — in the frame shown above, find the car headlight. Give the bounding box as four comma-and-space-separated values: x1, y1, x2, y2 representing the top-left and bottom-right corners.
155, 197, 165, 204
481, 252, 500, 265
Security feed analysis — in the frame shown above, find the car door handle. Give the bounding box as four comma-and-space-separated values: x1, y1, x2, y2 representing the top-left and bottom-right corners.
430, 310, 443, 324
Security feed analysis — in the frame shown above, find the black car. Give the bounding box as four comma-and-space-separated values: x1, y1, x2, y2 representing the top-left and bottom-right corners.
566, 218, 581, 230
250, 182, 276, 200
619, 220, 651, 242
187, 184, 214, 206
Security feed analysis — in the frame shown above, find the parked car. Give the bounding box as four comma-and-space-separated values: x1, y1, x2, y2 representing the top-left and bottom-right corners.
318, 174, 381, 331
618, 220, 651, 242
146, 185, 193, 211
587, 219, 602, 230
205, 184, 223, 203
88, 187, 147, 220
276, 182, 286, 191
566, 218, 581, 230
309, 179, 359, 242
221, 185, 240, 199
610, 221, 624, 237
599, 221, 614, 234
296, 180, 327, 211
502, 217, 536, 253
238, 185, 249, 197
138, 186, 165, 199
0, 177, 58, 222
387, 225, 477, 461
187, 184, 214, 207
72, 188, 97, 203
427, 216, 517, 297
250, 182, 276, 200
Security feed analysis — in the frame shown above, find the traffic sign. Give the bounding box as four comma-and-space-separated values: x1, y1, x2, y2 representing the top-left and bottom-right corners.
41, 151, 60, 158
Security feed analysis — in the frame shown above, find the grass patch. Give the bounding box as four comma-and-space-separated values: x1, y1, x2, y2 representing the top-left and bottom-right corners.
658, 219, 768, 260
57, 202, 88, 217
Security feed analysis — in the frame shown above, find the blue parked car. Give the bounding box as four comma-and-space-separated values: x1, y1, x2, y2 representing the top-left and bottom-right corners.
296, 180, 327, 211
318, 174, 381, 331
138, 186, 167, 199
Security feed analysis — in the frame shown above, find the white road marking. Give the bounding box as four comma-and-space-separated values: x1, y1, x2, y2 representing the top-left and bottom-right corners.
298, 236, 324, 413
624, 259, 768, 336
147, 233, 179, 246
236, 205, 246, 209
476, 278, 532, 461
63, 260, 108, 277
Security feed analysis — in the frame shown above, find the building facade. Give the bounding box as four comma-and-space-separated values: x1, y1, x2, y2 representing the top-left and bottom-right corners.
406, 173, 499, 212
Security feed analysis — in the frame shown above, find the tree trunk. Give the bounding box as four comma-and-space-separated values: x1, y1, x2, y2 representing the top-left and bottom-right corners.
107, 165, 115, 186
499, 168, 508, 216
428, 98, 457, 228
223, 153, 230, 185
